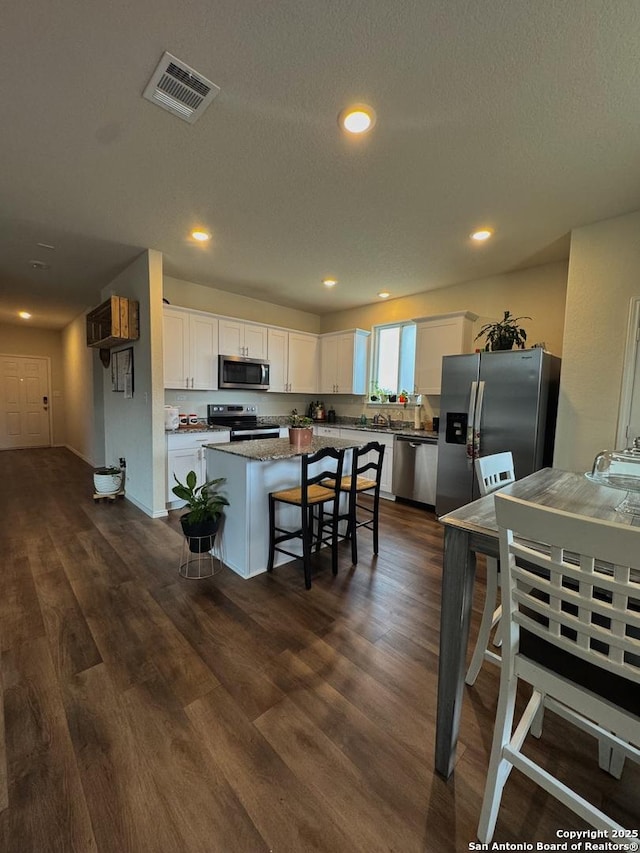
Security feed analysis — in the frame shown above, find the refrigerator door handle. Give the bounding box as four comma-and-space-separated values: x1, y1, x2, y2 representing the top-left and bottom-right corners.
466, 381, 478, 460
473, 380, 485, 459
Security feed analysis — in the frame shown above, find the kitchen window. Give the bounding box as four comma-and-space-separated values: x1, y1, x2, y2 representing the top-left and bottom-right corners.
370, 321, 416, 397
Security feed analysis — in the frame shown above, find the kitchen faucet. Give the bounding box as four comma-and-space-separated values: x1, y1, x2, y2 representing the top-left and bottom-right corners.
373, 413, 392, 427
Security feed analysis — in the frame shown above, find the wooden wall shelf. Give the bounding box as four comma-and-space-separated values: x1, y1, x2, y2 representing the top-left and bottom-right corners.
86, 296, 139, 348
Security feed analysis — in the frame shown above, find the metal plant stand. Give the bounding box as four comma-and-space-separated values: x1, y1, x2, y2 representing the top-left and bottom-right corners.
178, 535, 222, 579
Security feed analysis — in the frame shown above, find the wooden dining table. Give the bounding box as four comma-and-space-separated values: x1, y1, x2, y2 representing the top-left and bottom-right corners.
434, 466, 639, 778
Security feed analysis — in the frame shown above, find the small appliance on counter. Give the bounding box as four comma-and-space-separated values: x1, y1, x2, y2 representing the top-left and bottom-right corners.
311, 401, 326, 421
327, 407, 336, 423
164, 405, 179, 430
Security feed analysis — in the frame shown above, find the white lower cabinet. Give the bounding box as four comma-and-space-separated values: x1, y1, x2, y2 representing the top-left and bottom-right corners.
167, 431, 230, 507
314, 425, 341, 439
342, 429, 395, 497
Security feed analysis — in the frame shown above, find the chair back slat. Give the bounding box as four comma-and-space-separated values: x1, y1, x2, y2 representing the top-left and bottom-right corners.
496, 493, 640, 685
301, 446, 345, 501
475, 452, 515, 496
351, 441, 385, 485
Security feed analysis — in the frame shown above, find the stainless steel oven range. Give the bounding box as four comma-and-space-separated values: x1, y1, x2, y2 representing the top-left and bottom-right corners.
207, 404, 280, 442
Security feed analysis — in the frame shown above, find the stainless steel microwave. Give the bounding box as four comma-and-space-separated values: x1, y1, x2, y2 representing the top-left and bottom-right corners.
218, 354, 270, 390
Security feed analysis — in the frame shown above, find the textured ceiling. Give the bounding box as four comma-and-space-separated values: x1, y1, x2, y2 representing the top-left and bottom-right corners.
1, 1, 639, 329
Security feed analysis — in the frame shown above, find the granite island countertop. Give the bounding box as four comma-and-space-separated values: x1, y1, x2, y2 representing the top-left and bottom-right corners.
204, 435, 363, 462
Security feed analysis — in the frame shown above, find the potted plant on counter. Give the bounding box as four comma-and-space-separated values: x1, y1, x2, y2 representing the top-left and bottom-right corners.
172, 470, 229, 553
475, 310, 531, 351
288, 409, 313, 447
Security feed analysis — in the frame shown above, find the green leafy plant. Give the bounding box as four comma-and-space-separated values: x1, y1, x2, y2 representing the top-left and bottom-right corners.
475, 311, 531, 351
95, 465, 120, 475
172, 470, 229, 525
288, 409, 313, 428
370, 380, 383, 401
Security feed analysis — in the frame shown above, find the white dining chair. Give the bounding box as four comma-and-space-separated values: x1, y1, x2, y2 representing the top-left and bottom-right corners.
478, 493, 640, 844
465, 451, 515, 685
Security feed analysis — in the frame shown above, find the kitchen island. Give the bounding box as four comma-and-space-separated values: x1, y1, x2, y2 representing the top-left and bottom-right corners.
204, 436, 363, 578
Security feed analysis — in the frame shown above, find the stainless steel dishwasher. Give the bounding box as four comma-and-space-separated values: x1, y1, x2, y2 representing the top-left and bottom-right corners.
392, 435, 438, 505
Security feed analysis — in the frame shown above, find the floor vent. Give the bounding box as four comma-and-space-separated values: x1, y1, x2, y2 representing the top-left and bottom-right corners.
143, 52, 220, 124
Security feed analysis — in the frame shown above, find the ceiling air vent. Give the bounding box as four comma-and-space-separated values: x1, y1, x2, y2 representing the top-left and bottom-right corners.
143, 52, 220, 124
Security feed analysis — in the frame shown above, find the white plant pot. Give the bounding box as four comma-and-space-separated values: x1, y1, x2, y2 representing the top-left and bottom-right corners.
94, 471, 123, 494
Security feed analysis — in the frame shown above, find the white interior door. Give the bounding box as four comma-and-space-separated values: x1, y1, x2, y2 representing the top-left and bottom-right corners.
0, 355, 51, 449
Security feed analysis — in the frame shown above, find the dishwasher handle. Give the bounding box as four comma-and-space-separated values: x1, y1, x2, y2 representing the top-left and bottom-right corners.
394, 435, 434, 446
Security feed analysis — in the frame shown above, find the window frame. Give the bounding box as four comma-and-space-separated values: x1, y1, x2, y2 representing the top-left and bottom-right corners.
369, 320, 416, 401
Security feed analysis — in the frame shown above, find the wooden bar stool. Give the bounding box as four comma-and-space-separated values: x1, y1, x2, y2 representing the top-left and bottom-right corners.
267, 446, 345, 589
322, 441, 385, 564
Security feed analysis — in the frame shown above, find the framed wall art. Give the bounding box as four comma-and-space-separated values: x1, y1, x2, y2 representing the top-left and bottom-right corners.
111, 346, 134, 396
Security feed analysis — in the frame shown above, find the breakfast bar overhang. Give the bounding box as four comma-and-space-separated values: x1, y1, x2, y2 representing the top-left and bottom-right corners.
204, 436, 362, 578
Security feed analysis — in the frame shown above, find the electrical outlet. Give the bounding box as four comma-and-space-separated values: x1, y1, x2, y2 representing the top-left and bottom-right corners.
176, 394, 186, 401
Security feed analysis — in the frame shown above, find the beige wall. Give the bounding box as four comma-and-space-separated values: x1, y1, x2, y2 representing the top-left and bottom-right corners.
320, 261, 568, 358
102, 250, 166, 517
62, 312, 103, 465
164, 276, 322, 334
0, 323, 66, 446
554, 210, 640, 472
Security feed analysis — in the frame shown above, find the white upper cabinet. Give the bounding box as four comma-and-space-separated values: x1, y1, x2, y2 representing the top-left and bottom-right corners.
268, 328, 318, 393
219, 319, 268, 359
163, 306, 218, 390
413, 311, 478, 395
319, 330, 370, 395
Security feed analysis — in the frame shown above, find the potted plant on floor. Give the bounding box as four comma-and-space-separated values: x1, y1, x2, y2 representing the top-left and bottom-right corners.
475, 310, 531, 351
172, 470, 229, 553
288, 409, 313, 447
93, 465, 123, 495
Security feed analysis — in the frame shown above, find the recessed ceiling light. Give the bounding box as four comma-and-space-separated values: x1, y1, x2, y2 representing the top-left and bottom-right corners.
19, 311, 31, 319
378, 291, 391, 299
29, 259, 50, 270
191, 229, 210, 242
36, 242, 55, 250
471, 228, 493, 241
322, 278, 338, 288
338, 104, 376, 135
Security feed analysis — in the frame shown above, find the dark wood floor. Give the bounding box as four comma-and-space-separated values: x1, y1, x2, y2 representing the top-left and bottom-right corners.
0, 448, 637, 852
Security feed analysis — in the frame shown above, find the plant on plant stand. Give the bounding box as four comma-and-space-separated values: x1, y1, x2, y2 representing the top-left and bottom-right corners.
288, 409, 313, 447
475, 311, 531, 351
172, 470, 229, 553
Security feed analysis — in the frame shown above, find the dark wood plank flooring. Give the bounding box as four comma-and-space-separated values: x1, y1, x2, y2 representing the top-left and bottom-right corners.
0, 448, 637, 851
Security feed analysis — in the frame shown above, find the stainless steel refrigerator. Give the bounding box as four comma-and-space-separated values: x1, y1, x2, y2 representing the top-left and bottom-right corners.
435, 348, 561, 516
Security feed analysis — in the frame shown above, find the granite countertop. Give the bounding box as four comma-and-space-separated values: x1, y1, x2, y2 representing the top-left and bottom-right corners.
204, 435, 363, 461
340, 424, 438, 440
259, 417, 438, 440
166, 424, 229, 434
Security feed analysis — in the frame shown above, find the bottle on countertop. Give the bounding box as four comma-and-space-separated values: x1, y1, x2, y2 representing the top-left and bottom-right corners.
414, 404, 423, 430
